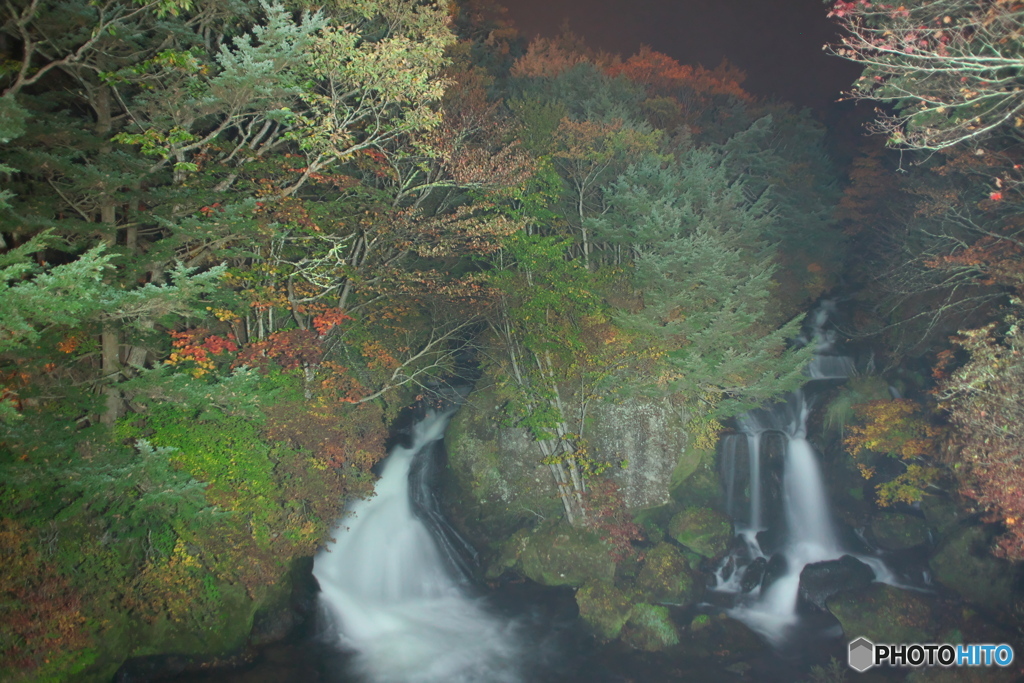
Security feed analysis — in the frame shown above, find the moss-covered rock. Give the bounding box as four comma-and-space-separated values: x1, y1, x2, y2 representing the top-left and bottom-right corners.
921, 494, 962, 535
443, 391, 563, 545
517, 520, 616, 587
871, 512, 929, 550
575, 580, 633, 640
677, 614, 763, 660
620, 603, 679, 651
669, 448, 723, 512
668, 507, 733, 558
827, 583, 935, 643
634, 542, 698, 606
930, 525, 1018, 613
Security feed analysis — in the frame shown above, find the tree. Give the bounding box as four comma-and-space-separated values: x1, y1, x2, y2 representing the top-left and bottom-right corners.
594, 151, 811, 415
935, 311, 1024, 559
827, 0, 1024, 153
826, 0, 1024, 202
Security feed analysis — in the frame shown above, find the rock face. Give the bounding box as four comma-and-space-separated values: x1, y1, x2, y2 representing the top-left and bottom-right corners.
441, 384, 716, 653
442, 389, 564, 545
797, 555, 875, 609
443, 387, 697, 545
584, 396, 693, 509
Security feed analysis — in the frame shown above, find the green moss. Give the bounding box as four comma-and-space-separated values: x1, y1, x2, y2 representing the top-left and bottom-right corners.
668, 507, 732, 558
620, 603, 679, 651
827, 584, 934, 643
871, 513, 929, 550
669, 449, 723, 511
635, 542, 696, 605
575, 580, 633, 640
930, 526, 1017, 613
669, 446, 707, 490
921, 494, 961, 534
443, 393, 563, 547
517, 520, 616, 587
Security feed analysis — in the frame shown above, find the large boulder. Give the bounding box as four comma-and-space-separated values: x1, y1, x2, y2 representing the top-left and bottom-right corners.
798, 555, 875, 609
668, 507, 733, 558
575, 580, 633, 640
871, 512, 929, 550
443, 386, 702, 550
920, 494, 961, 535
443, 390, 563, 544
634, 542, 699, 606
516, 520, 616, 587
930, 525, 1018, 613
585, 396, 693, 509
620, 603, 679, 651
827, 583, 935, 643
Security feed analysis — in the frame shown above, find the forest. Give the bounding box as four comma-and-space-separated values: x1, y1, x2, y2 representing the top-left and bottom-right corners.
1, 0, 1023, 680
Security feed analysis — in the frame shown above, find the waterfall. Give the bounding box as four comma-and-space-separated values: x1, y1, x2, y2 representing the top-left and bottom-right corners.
713, 302, 896, 645
720, 392, 846, 642
313, 410, 519, 683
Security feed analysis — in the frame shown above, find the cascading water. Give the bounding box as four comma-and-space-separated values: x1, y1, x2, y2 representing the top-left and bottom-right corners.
713, 302, 899, 645
313, 409, 519, 683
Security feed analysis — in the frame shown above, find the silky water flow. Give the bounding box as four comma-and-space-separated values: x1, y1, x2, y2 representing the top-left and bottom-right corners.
713, 303, 900, 645
313, 410, 520, 683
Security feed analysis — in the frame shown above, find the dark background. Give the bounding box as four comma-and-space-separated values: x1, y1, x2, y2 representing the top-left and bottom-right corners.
501, 0, 864, 115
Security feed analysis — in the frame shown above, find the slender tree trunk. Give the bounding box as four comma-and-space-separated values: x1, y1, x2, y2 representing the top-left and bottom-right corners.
94, 85, 124, 425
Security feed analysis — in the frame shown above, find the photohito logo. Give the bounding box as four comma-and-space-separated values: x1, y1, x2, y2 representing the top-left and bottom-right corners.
848, 637, 1014, 672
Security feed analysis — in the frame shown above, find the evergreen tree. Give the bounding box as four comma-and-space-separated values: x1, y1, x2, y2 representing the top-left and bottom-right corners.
595, 151, 811, 415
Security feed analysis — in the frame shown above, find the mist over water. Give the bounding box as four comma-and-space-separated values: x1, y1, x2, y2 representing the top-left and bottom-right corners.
313, 411, 520, 683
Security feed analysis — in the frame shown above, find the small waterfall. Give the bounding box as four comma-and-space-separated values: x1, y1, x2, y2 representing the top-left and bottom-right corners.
313, 410, 519, 683
713, 302, 896, 645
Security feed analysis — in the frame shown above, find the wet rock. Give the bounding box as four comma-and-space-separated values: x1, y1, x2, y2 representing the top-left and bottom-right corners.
760, 553, 788, 594
930, 525, 1018, 614
739, 557, 767, 593
871, 512, 929, 550
620, 603, 679, 651
635, 542, 698, 606
755, 525, 785, 556
575, 580, 633, 640
517, 520, 616, 587
668, 507, 733, 558
250, 557, 317, 647
798, 555, 875, 609
827, 583, 935, 643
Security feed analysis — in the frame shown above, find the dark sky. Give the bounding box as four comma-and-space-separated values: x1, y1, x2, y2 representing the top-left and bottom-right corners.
501, 0, 864, 115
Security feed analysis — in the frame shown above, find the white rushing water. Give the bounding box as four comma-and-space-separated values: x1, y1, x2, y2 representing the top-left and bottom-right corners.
715, 302, 900, 645
313, 410, 519, 683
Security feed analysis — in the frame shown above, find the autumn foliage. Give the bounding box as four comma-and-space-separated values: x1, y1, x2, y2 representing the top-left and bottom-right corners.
937, 314, 1024, 559
845, 398, 942, 506
0, 519, 91, 677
